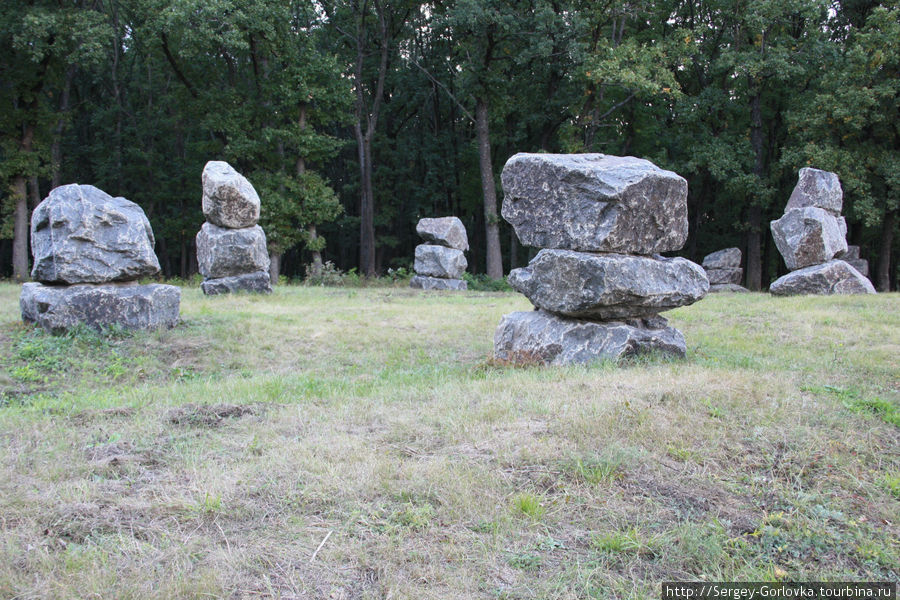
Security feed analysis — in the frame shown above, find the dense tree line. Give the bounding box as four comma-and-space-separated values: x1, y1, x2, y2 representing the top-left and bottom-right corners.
2, 0, 897, 290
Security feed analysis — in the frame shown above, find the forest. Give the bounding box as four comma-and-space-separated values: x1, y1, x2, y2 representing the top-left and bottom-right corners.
1, 0, 898, 291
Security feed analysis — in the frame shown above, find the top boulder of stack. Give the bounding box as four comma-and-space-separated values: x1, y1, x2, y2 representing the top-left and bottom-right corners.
30, 184, 160, 284
702, 247, 741, 270
202, 161, 261, 229
416, 216, 469, 250
500, 153, 688, 254
785, 167, 842, 215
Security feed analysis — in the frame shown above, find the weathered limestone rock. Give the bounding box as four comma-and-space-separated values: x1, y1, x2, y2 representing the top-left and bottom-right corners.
785, 167, 843, 215
200, 271, 272, 295
201, 161, 261, 229
702, 247, 741, 270
416, 217, 469, 250
705, 267, 742, 285
771, 207, 848, 271
500, 153, 688, 254
845, 258, 869, 277
21, 282, 180, 333
769, 260, 875, 296
508, 250, 708, 320
414, 244, 468, 279
494, 310, 686, 365
709, 283, 750, 293
196, 223, 270, 279
409, 275, 468, 291
30, 184, 160, 284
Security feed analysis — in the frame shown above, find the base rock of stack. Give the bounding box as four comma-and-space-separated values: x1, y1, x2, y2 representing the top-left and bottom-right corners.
771, 207, 847, 271
410, 275, 467, 291
414, 244, 467, 279
201, 271, 272, 295
508, 249, 708, 320
30, 184, 160, 284
196, 223, 270, 279
500, 153, 688, 254
21, 282, 180, 333
769, 260, 875, 296
494, 310, 685, 365
709, 283, 749, 293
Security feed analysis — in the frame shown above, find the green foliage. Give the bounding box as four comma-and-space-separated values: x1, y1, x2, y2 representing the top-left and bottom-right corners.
510, 492, 545, 520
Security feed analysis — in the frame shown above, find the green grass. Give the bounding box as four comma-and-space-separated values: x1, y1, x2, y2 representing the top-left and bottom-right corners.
0, 282, 898, 598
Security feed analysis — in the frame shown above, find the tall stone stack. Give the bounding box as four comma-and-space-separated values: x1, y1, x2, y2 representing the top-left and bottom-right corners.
196, 161, 272, 295
702, 248, 748, 293
769, 168, 875, 295
493, 154, 709, 365
410, 217, 469, 291
20, 184, 181, 332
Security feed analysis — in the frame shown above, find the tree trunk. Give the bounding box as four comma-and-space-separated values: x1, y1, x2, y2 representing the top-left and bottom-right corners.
746, 89, 765, 291
51, 66, 75, 189
12, 175, 29, 282
307, 224, 323, 276
875, 208, 896, 292
475, 97, 503, 279
356, 124, 376, 277
29, 176, 41, 209
269, 252, 282, 283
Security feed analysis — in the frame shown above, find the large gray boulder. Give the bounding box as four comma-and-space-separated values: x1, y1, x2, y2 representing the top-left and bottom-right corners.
705, 267, 742, 285
785, 168, 842, 215
845, 258, 869, 278
494, 310, 686, 365
21, 282, 180, 333
702, 247, 741, 270
507, 250, 708, 320
414, 244, 467, 279
196, 223, 270, 279
30, 184, 160, 284
769, 260, 875, 296
409, 275, 467, 291
416, 217, 469, 250
200, 271, 272, 295
201, 161, 261, 229
500, 153, 688, 254
771, 207, 848, 271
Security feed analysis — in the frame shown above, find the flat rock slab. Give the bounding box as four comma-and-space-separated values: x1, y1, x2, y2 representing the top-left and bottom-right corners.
769, 260, 875, 296
771, 207, 847, 271
414, 244, 467, 279
201, 271, 272, 295
709, 283, 750, 293
500, 153, 688, 254
507, 249, 708, 320
785, 167, 842, 215
202, 161, 261, 229
705, 267, 742, 285
494, 310, 686, 365
409, 275, 467, 290
845, 258, 869, 278
196, 223, 270, 279
416, 217, 469, 250
31, 184, 160, 284
702, 247, 741, 269
21, 282, 180, 333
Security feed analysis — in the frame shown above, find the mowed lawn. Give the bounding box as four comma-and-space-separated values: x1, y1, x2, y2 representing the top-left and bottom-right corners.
0, 282, 897, 599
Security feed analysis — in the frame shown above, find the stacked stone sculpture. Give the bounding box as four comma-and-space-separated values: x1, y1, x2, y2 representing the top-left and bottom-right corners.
410, 217, 468, 290
196, 161, 272, 295
494, 153, 709, 365
20, 184, 180, 332
770, 168, 874, 295
702, 248, 748, 293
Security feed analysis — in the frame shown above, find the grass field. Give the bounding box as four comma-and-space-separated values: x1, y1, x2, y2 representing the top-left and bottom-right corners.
0, 281, 898, 599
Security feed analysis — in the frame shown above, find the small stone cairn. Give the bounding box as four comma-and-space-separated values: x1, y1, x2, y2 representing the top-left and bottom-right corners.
493, 153, 709, 365
20, 184, 180, 332
702, 248, 748, 293
196, 161, 272, 295
409, 217, 468, 290
769, 168, 874, 295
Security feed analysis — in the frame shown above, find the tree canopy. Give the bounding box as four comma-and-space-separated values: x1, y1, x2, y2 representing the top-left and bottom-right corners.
2, 0, 897, 290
